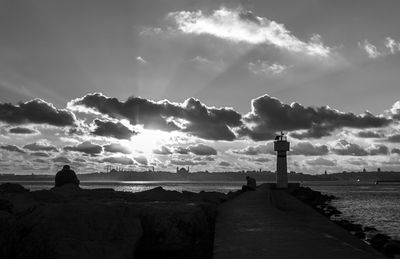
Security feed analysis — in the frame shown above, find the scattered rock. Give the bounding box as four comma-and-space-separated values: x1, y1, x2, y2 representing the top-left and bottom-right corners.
354, 231, 366, 240
368, 233, 392, 251
383, 240, 400, 257
334, 220, 363, 232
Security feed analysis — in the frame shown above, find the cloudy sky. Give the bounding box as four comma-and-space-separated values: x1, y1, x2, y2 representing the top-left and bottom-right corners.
1, 0, 400, 174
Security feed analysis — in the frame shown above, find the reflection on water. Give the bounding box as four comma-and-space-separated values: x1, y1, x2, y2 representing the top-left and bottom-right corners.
2, 180, 246, 193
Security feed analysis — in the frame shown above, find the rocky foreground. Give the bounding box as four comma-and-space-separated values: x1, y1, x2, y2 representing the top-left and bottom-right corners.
0, 183, 241, 259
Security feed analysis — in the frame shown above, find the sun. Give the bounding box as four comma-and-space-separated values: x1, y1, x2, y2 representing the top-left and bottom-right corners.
127, 129, 172, 156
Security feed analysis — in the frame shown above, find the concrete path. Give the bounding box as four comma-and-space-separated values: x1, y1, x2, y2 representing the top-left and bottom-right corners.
214, 184, 383, 259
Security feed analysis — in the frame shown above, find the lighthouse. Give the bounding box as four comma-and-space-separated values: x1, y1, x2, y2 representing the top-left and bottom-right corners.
274, 131, 290, 189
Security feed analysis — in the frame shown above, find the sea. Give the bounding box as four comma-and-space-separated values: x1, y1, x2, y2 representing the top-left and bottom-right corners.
4, 180, 400, 240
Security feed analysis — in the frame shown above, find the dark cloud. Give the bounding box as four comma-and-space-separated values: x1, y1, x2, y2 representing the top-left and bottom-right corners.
103, 143, 131, 154
69, 93, 242, 141
251, 157, 271, 163
103, 156, 134, 165
347, 159, 368, 166
32, 158, 47, 164
306, 157, 336, 166
291, 142, 329, 156
369, 145, 389, 155
188, 144, 217, 156
1, 144, 25, 153
92, 119, 136, 140
219, 161, 231, 167
153, 146, 172, 155
23, 143, 58, 152
170, 159, 206, 166
232, 143, 274, 156
74, 158, 86, 163
357, 131, 383, 138
64, 141, 103, 155
331, 140, 368, 156
0, 99, 76, 126
52, 156, 71, 164
241, 95, 391, 141
387, 134, 400, 143
134, 156, 148, 165
392, 148, 400, 155
175, 147, 189, 154
9, 127, 37, 134
30, 152, 50, 157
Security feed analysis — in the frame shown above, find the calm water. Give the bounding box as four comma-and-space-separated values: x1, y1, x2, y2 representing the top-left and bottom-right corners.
306, 182, 400, 240
5, 180, 400, 240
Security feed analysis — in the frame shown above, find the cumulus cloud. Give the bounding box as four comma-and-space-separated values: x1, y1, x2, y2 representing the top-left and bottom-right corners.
103, 143, 131, 154
388, 101, 400, 120
136, 56, 147, 64
134, 156, 148, 165
231, 143, 274, 155
368, 145, 389, 156
23, 142, 58, 152
385, 37, 400, 54
153, 146, 172, 155
291, 142, 329, 156
241, 95, 391, 141
331, 140, 368, 156
392, 148, 400, 155
64, 141, 103, 155
170, 159, 206, 166
1, 144, 25, 153
358, 40, 382, 58
69, 93, 242, 141
175, 147, 189, 154
248, 60, 288, 76
0, 99, 76, 126
9, 127, 37, 134
306, 157, 336, 166
386, 134, 400, 143
219, 161, 231, 167
188, 144, 217, 156
52, 156, 71, 164
169, 7, 331, 57
103, 156, 134, 165
30, 152, 50, 157
92, 119, 136, 140
359, 37, 400, 58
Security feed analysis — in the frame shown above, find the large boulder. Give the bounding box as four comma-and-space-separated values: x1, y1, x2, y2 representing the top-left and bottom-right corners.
17, 202, 142, 259
128, 187, 187, 202
0, 183, 29, 194
368, 233, 392, 251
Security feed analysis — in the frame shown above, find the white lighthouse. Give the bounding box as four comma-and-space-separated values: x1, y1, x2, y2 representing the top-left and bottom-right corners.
274, 131, 290, 189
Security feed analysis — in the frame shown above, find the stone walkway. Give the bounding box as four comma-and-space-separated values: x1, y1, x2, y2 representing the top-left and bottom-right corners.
213, 184, 383, 259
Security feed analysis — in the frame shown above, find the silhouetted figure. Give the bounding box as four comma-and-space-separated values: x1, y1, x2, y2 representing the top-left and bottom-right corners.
242, 176, 257, 191
55, 165, 80, 187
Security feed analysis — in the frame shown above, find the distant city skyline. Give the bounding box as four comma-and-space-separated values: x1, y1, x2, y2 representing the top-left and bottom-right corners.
1, 0, 400, 174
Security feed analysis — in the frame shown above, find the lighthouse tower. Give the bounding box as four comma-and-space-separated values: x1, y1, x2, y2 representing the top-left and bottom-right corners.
274, 131, 290, 189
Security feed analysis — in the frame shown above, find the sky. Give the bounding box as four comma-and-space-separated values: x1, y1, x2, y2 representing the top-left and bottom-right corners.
1, 0, 400, 174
